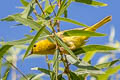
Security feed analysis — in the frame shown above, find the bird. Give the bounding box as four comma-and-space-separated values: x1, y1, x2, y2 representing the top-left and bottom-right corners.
30, 16, 112, 55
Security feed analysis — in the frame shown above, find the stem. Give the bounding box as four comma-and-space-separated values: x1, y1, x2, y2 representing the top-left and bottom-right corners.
56, 0, 61, 32
64, 55, 71, 80
48, 0, 56, 16
35, 0, 45, 15
33, 9, 38, 16
48, 0, 60, 32
12, 55, 17, 80
2, 57, 28, 80
45, 55, 53, 79
50, 21, 59, 80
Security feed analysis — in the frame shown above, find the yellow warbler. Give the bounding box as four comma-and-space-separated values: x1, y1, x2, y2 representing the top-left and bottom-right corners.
31, 16, 112, 55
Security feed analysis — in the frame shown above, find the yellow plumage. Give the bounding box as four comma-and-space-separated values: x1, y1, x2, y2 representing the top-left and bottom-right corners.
31, 16, 112, 55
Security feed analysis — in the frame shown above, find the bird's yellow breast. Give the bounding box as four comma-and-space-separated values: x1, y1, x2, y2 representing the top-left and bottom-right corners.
32, 39, 56, 54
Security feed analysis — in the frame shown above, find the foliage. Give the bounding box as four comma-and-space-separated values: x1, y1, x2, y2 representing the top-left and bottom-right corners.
0, 0, 120, 80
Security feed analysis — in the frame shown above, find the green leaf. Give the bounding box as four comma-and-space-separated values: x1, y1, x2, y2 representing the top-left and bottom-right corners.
63, 30, 106, 37
45, 0, 49, 9
95, 59, 120, 69
0, 36, 33, 45
57, 0, 67, 16
0, 45, 12, 59
21, 0, 36, 18
0, 34, 48, 46
67, 55, 98, 70
53, 49, 59, 79
64, 9, 67, 18
66, 55, 104, 75
57, 0, 72, 16
82, 51, 96, 62
2, 68, 10, 80
54, 17, 89, 27
82, 45, 117, 52
44, 4, 56, 15
20, 0, 29, 7
55, 35, 80, 62
69, 71, 81, 80
57, 74, 65, 80
66, 54, 103, 75
97, 65, 120, 80
30, 73, 44, 80
10, 14, 40, 31
23, 26, 45, 59
31, 67, 54, 75
75, 68, 104, 75
0, 14, 20, 21
20, 74, 42, 80
74, 45, 117, 55
72, 0, 107, 7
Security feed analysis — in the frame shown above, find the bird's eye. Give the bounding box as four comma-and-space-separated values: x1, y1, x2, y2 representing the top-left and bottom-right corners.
34, 45, 36, 47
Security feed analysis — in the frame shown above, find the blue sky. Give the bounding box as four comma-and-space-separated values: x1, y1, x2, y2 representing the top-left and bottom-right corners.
0, 0, 120, 80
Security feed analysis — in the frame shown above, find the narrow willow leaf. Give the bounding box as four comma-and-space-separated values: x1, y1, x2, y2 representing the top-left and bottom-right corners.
75, 68, 104, 75
12, 23, 23, 27
53, 49, 59, 79
57, 74, 65, 80
0, 45, 12, 59
97, 65, 120, 80
57, 0, 72, 16
23, 26, 45, 59
66, 53, 103, 75
45, 0, 49, 9
54, 17, 89, 27
30, 73, 45, 80
21, 0, 36, 18
64, 9, 67, 18
74, 45, 117, 55
55, 35, 80, 62
2, 68, 10, 80
0, 14, 20, 22
20, 0, 29, 6
0, 34, 48, 46
63, 30, 106, 37
57, 0, 67, 16
0, 36, 33, 45
31, 67, 54, 75
69, 71, 81, 80
72, 0, 107, 7
82, 51, 96, 62
20, 74, 40, 80
14, 45, 28, 50
70, 58, 99, 70
44, 4, 56, 15
95, 59, 120, 69
82, 45, 117, 52
11, 14, 41, 31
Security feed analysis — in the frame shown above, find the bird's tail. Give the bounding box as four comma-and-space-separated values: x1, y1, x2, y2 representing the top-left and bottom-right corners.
85, 16, 112, 31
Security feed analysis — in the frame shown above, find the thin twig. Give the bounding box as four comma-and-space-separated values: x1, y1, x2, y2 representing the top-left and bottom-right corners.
48, 0, 56, 16
56, 20, 60, 32
2, 57, 28, 80
56, 0, 61, 32
48, 0, 60, 32
35, 0, 45, 15
33, 9, 38, 16
50, 20, 59, 80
